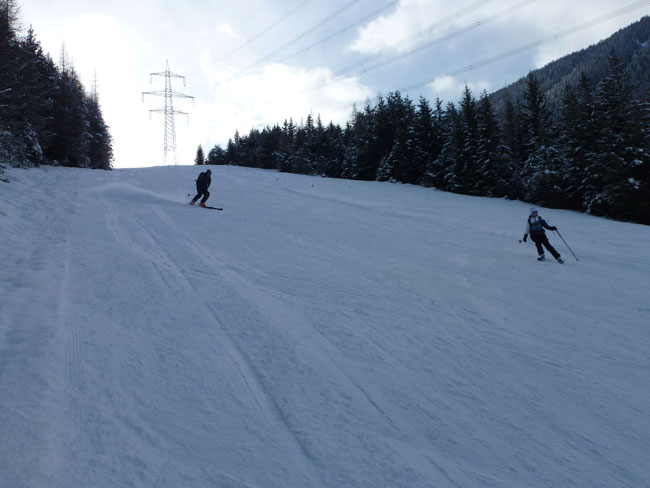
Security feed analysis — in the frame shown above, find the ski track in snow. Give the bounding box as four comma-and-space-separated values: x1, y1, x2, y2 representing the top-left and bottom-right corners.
1, 165, 649, 488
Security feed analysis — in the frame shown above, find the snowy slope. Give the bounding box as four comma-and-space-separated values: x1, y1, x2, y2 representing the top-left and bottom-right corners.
1, 165, 649, 488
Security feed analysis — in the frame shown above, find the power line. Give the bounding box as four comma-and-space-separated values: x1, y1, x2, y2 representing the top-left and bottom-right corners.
297, 0, 499, 96
214, 0, 495, 93
253, 0, 649, 116
247, 0, 362, 69
398, 0, 650, 94
216, 0, 315, 63
206, 0, 399, 92
233, 0, 276, 29
276, 0, 399, 64
399, 0, 497, 50
356, 0, 539, 78
189, 0, 363, 88
332, 0, 497, 79
200, 0, 399, 93
142, 60, 194, 165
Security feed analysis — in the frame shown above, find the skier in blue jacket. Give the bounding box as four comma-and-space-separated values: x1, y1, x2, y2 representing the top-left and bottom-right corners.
523, 208, 564, 263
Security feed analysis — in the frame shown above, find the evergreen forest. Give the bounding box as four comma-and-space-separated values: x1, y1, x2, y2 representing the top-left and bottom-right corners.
204, 19, 650, 225
0, 0, 113, 180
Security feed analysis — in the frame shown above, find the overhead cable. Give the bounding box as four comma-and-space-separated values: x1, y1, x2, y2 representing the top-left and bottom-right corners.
210, 0, 399, 90
248, 0, 363, 69
333, 0, 497, 79
275, 0, 400, 64
398, 0, 650, 94
357, 0, 540, 77
216, 0, 315, 63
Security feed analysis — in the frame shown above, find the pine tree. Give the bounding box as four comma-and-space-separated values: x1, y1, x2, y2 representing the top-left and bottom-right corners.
519, 73, 567, 207
638, 84, 650, 223
586, 50, 650, 222
257, 125, 280, 170
421, 98, 446, 188
0, 0, 25, 166
341, 120, 359, 179
457, 85, 479, 194
560, 72, 597, 209
426, 102, 463, 192
194, 144, 205, 165
519, 73, 551, 158
225, 131, 240, 165
377, 93, 416, 183
20, 27, 58, 166
50, 49, 91, 167
86, 93, 113, 169
344, 102, 378, 180
272, 119, 294, 172
412, 96, 441, 185
320, 122, 345, 178
307, 114, 329, 176
502, 98, 523, 170
207, 145, 227, 165
378, 123, 417, 183
521, 145, 570, 207
475, 90, 512, 197
288, 117, 315, 175
363, 96, 388, 180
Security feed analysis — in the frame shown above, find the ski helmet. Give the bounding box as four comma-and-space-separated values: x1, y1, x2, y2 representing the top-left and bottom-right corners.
529, 207, 538, 216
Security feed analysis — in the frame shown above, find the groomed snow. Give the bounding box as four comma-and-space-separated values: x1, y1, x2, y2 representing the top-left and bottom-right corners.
1, 165, 649, 488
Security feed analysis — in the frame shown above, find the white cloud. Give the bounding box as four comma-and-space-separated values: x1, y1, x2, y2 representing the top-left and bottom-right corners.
349, 0, 483, 55
191, 63, 372, 154
429, 74, 456, 93
214, 21, 243, 42
427, 75, 491, 101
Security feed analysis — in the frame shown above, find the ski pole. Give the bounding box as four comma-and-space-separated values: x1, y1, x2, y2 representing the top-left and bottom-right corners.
555, 229, 579, 261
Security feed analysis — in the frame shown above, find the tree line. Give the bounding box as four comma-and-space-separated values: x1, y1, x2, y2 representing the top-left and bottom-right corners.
1, 0, 113, 180
200, 51, 649, 225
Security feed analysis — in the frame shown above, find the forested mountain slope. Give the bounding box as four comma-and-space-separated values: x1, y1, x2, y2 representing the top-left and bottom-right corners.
490, 16, 650, 117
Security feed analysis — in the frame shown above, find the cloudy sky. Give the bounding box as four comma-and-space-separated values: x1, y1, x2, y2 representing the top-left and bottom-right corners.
18, 0, 650, 168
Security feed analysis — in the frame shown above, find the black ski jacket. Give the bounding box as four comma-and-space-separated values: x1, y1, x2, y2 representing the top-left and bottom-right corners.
525, 215, 554, 239
196, 171, 211, 191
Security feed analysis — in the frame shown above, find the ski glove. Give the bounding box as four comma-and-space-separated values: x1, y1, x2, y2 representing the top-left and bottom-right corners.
550, 226, 557, 231
523, 234, 528, 242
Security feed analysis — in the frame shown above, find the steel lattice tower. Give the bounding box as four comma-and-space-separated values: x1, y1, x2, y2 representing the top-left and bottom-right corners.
142, 60, 194, 165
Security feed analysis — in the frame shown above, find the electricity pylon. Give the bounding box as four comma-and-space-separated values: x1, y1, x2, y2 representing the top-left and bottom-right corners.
142, 60, 194, 165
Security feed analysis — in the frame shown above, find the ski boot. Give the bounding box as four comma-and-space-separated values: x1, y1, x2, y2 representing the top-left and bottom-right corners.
556, 256, 564, 264
189, 201, 196, 206
537, 254, 546, 261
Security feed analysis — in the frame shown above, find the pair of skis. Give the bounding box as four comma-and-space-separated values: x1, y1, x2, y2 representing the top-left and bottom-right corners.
189, 202, 223, 211
187, 193, 223, 211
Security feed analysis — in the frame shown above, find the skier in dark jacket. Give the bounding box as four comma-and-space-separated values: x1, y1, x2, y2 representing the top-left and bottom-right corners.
523, 208, 564, 263
189, 169, 211, 207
